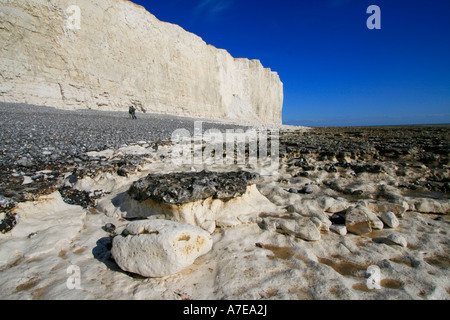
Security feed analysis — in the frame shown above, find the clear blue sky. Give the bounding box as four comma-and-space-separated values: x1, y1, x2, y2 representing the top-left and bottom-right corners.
131, 0, 450, 127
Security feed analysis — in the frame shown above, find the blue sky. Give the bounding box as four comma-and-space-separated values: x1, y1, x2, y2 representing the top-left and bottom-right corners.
131, 0, 450, 126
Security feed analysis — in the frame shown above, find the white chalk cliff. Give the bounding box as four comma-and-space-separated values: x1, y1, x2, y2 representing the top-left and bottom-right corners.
0, 0, 283, 124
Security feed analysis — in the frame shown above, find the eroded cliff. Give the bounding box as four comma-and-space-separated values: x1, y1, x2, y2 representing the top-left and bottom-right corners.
0, 0, 283, 124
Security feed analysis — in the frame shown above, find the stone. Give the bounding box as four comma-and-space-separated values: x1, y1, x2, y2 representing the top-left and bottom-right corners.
262, 216, 321, 241
59, 186, 97, 208
380, 211, 400, 228
315, 196, 350, 213
365, 200, 409, 218
330, 224, 347, 236
117, 167, 129, 177
412, 198, 449, 214
344, 205, 383, 234
309, 216, 323, 230
301, 186, 314, 194
384, 233, 408, 248
0, 213, 19, 234
298, 219, 322, 241
16, 157, 32, 168
280, 218, 321, 241
356, 205, 384, 230
351, 164, 386, 174
103, 223, 116, 234
345, 206, 372, 235
111, 220, 213, 278
286, 204, 296, 213
0, 0, 283, 125
308, 209, 332, 231
324, 164, 338, 173
0, 195, 16, 210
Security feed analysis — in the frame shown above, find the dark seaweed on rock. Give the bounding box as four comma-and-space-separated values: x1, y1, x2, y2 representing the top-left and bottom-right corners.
58, 186, 102, 208
0, 213, 18, 234
128, 170, 261, 205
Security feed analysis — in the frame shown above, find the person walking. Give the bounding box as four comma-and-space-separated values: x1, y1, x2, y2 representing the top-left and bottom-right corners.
129, 105, 137, 120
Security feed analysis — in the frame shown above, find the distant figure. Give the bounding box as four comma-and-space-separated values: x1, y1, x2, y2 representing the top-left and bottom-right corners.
129, 105, 137, 120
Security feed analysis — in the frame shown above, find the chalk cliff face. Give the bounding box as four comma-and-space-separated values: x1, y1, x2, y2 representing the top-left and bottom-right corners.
0, 0, 283, 124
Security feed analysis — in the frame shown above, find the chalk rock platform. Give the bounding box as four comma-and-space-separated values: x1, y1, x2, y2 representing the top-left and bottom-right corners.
111, 220, 212, 278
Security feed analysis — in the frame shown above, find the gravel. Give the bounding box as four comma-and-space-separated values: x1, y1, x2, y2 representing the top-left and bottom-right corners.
0, 102, 247, 167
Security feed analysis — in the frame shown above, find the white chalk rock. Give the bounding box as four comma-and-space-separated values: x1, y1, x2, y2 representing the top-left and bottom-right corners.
308, 209, 332, 231
310, 216, 323, 230
365, 200, 409, 218
345, 205, 383, 235
345, 206, 372, 235
330, 224, 347, 236
277, 217, 321, 241
385, 233, 408, 248
380, 211, 400, 228
413, 198, 450, 214
315, 196, 350, 213
357, 205, 384, 230
261, 216, 321, 241
111, 220, 212, 278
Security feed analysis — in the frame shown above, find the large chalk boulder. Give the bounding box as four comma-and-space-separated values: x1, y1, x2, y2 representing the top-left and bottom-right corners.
111, 220, 213, 278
